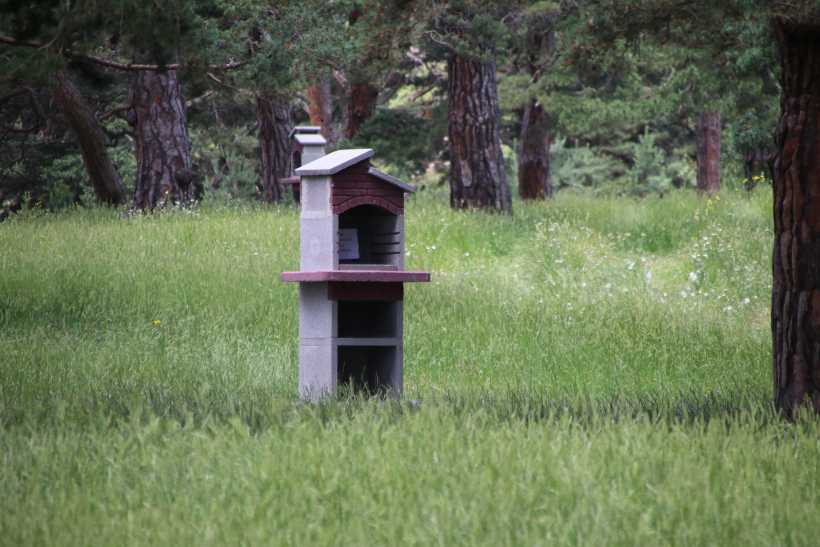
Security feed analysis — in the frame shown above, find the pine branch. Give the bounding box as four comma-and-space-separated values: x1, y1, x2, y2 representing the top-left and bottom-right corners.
99, 103, 133, 121
0, 34, 246, 72
206, 72, 253, 97
0, 35, 42, 48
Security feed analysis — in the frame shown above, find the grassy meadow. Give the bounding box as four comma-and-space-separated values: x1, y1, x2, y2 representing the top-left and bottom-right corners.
2, 188, 819, 546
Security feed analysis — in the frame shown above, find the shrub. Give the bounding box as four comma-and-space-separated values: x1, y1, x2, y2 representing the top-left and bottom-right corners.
550, 137, 621, 190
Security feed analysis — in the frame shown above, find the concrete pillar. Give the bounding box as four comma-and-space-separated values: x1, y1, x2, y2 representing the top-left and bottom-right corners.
300, 176, 337, 271
298, 283, 337, 400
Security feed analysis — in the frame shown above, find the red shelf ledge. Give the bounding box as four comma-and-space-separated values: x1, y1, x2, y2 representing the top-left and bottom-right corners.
281, 270, 431, 283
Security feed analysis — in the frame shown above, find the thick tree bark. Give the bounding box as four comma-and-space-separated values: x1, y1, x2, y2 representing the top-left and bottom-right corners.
52, 71, 126, 205
344, 82, 379, 139
130, 69, 194, 210
447, 54, 512, 213
307, 77, 336, 144
696, 110, 721, 194
771, 22, 820, 417
256, 95, 292, 203
518, 98, 552, 200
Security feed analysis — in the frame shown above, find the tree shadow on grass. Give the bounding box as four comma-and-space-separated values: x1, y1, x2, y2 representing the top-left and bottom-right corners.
427, 387, 779, 427
0, 383, 797, 433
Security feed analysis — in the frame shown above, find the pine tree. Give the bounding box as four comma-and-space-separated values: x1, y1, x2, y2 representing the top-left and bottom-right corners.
0, 1, 127, 205
210, 1, 355, 201
505, 3, 565, 200
427, 0, 513, 213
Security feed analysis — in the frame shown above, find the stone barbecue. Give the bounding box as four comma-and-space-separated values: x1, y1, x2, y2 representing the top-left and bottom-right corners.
282, 148, 430, 399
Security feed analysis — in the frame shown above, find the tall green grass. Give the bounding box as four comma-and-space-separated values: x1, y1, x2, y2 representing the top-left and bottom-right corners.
3, 189, 816, 547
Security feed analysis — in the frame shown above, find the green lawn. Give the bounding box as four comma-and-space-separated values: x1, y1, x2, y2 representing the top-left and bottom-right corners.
2, 189, 818, 546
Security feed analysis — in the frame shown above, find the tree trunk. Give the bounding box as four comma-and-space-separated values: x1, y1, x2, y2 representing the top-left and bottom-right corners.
307, 77, 336, 144
447, 54, 511, 213
696, 110, 721, 194
52, 71, 126, 205
256, 95, 292, 203
344, 82, 379, 139
130, 69, 194, 210
518, 98, 552, 200
771, 21, 820, 417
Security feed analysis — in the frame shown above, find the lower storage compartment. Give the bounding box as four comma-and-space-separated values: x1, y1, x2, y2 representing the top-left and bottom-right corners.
337, 300, 399, 338
337, 345, 399, 394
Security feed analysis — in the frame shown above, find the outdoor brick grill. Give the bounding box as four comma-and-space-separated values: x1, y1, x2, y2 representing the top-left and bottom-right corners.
282, 148, 430, 399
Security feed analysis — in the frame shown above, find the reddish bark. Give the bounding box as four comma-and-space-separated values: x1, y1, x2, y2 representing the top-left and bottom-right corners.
307, 77, 335, 144
518, 98, 552, 200
345, 83, 379, 139
771, 21, 820, 417
52, 71, 126, 205
256, 95, 291, 203
696, 111, 721, 194
130, 69, 194, 210
447, 53, 511, 213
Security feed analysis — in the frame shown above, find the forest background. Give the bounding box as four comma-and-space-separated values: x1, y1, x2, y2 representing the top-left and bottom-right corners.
0, 0, 778, 216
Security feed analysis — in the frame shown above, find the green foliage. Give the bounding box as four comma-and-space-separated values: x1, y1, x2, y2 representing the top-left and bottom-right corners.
501, 1, 778, 198
627, 129, 693, 195
39, 153, 86, 208
108, 140, 137, 195
205, 0, 374, 100
189, 125, 261, 202
427, 0, 514, 60
726, 96, 779, 161
548, 130, 694, 196
550, 137, 620, 190
0, 0, 785, 209
343, 107, 446, 179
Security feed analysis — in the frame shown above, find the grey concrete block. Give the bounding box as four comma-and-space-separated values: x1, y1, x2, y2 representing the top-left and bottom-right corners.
300, 216, 338, 271
302, 145, 326, 165
299, 284, 336, 339
299, 340, 337, 400
301, 176, 331, 213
